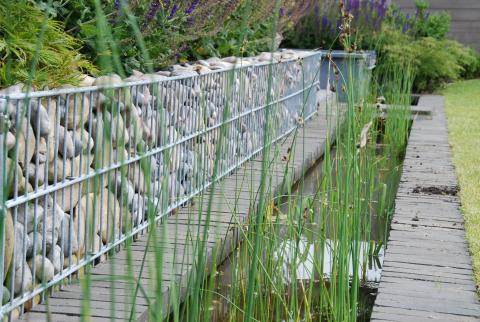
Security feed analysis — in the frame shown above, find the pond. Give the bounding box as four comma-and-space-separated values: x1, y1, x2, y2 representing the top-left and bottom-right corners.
203, 129, 405, 322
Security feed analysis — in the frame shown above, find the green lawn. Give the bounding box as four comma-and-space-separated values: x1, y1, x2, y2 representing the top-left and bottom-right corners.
442, 79, 480, 292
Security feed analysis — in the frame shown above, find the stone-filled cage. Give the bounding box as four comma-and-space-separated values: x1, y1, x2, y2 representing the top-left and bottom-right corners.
0, 51, 327, 318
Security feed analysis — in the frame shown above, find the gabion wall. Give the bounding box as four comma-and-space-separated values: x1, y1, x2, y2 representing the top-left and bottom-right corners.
0, 50, 324, 317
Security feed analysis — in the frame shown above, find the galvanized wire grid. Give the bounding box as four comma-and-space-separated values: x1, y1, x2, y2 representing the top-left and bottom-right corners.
0, 51, 324, 318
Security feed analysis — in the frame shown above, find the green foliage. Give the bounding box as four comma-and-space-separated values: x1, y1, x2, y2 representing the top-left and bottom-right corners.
185, 7, 275, 59
0, 0, 96, 89
412, 0, 450, 39
40, 0, 192, 74
386, 0, 450, 40
375, 27, 479, 92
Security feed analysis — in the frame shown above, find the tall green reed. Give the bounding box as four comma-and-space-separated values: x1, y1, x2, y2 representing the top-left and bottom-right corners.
4, 1, 414, 321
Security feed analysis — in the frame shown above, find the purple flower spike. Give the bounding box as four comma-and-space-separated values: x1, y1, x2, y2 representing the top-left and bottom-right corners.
145, 1, 161, 23
322, 15, 329, 28
185, 0, 199, 15
279, 7, 285, 17
168, 4, 178, 19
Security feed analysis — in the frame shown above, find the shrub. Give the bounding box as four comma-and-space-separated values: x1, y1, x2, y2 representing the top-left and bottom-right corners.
374, 27, 480, 93
36, 0, 313, 75
0, 0, 96, 89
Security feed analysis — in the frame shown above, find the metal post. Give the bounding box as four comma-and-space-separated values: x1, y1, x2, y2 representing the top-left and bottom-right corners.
0, 104, 10, 318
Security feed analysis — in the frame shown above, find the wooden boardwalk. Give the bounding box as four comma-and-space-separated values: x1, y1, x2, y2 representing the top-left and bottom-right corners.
371, 95, 480, 321
15, 94, 338, 321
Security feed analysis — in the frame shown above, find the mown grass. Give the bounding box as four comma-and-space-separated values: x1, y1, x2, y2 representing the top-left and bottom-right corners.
442, 79, 480, 292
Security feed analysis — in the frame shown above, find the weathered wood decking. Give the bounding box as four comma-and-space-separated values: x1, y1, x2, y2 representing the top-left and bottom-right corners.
15, 94, 338, 322
371, 95, 480, 321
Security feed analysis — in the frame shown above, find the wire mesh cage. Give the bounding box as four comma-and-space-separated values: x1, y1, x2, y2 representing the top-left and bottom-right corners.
0, 50, 325, 318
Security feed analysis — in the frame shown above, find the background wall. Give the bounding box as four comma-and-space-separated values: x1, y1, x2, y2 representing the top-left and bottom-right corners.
393, 0, 480, 52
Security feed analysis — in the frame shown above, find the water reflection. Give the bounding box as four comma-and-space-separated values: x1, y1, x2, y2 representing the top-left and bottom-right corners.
276, 237, 384, 284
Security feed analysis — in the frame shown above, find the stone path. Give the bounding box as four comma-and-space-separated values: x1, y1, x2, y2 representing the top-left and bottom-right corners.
370, 95, 480, 321
15, 94, 338, 321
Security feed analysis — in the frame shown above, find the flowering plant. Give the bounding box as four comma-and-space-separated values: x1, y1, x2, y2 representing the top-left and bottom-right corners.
282, 0, 388, 50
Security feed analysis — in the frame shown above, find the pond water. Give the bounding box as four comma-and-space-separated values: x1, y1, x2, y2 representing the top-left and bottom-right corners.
202, 139, 404, 321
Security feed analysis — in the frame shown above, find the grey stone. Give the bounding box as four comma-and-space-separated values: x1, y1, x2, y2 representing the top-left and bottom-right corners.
13, 262, 33, 295
6, 131, 15, 151
30, 100, 51, 137
2, 286, 10, 305
57, 125, 75, 158
13, 118, 36, 167
16, 203, 43, 233
47, 245, 62, 275
3, 211, 14, 283
36, 136, 47, 163
110, 175, 135, 207
0, 83, 23, 95
13, 223, 30, 269
37, 199, 65, 253
56, 86, 91, 130
128, 193, 146, 228
27, 232, 43, 258
91, 111, 130, 148
73, 128, 94, 153
58, 214, 79, 255
28, 255, 55, 283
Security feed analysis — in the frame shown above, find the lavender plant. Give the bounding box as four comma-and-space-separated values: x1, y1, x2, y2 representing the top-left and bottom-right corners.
282, 0, 388, 50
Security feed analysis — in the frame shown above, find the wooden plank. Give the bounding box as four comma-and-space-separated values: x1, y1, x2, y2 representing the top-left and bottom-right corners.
371, 95, 480, 321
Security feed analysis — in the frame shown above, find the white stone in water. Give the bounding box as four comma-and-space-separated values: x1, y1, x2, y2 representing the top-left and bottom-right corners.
28, 255, 55, 283
13, 261, 33, 296
47, 245, 62, 275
